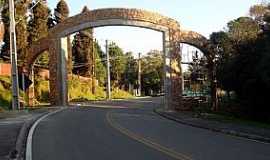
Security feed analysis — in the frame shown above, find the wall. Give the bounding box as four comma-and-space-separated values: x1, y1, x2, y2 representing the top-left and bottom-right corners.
0, 63, 11, 76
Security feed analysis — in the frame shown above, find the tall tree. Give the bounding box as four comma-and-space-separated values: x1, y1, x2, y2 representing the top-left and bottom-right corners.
28, 0, 50, 66
54, 0, 69, 23
122, 52, 137, 90
15, 0, 30, 61
108, 42, 126, 87
0, 0, 31, 61
0, 0, 8, 59
227, 17, 260, 47
93, 41, 106, 86
249, 4, 268, 24
141, 50, 163, 95
28, 0, 49, 43
54, 0, 72, 73
72, 6, 94, 77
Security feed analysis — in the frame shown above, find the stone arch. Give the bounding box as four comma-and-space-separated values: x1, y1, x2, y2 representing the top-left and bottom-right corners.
23, 8, 211, 110
179, 30, 213, 57
46, 8, 183, 108
23, 37, 51, 74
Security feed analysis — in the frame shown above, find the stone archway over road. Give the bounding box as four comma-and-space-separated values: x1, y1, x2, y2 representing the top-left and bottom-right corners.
23, 8, 213, 110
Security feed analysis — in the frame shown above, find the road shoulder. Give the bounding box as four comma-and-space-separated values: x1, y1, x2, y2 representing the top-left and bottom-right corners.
154, 108, 270, 144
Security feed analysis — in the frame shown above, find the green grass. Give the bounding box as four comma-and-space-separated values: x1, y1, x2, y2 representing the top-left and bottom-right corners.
0, 76, 26, 110
68, 76, 106, 101
0, 76, 12, 110
202, 112, 270, 129
0, 75, 135, 109
112, 88, 134, 99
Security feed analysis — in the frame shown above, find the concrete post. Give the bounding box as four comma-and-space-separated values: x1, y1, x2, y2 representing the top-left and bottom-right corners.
60, 37, 68, 106
105, 40, 111, 100
138, 52, 141, 97
9, 0, 20, 110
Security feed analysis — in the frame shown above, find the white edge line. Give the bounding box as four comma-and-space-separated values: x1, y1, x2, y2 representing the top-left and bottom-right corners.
25, 107, 66, 160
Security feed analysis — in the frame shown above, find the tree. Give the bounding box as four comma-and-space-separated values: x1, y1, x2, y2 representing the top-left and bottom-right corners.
0, 0, 31, 61
28, 0, 50, 43
54, 0, 72, 74
54, 0, 69, 23
141, 50, 163, 95
72, 6, 93, 77
108, 42, 126, 87
227, 17, 260, 47
15, 0, 29, 61
249, 4, 268, 24
209, 7, 270, 121
0, 0, 8, 58
94, 41, 106, 86
121, 52, 137, 91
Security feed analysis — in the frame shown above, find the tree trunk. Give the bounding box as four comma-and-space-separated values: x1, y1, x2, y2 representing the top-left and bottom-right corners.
209, 61, 218, 111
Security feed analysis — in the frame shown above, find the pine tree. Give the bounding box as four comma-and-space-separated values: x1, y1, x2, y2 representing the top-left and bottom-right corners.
54, 0, 69, 23
28, 0, 50, 66
54, 0, 72, 74
15, 0, 29, 61
28, 0, 50, 43
72, 6, 94, 77
0, 0, 30, 61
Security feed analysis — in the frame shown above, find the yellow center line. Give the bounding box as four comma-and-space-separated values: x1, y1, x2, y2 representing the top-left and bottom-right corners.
106, 112, 193, 160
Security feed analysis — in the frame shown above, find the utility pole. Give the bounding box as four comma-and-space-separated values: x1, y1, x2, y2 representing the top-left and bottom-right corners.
9, 0, 20, 110
92, 38, 96, 94
138, 53, 141, 97
105, 40, 111, 100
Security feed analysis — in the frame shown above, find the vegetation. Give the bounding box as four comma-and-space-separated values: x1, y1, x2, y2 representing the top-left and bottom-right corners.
0, 76, 25, 110
72, 6, 93, 77
0, 76, 12, 109
141, 50, 164, 95
68, 76, 105, 101
209, 3, 270, 122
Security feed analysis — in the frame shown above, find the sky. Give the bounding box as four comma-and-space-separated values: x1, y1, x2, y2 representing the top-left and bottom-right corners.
47, 0, 262, 56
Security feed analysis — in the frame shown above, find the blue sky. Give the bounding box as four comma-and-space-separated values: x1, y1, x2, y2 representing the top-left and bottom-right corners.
48, 0, 262, 55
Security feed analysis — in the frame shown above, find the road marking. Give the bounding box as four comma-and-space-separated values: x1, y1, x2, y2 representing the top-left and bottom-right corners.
106, 112, 193, 160
74, 104, 128, 109
25, 108, 66, 160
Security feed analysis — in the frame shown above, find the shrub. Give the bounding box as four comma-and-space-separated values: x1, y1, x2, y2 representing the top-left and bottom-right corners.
112, 88, 134, 99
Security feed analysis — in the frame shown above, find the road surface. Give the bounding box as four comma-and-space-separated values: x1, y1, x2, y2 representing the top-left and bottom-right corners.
31, 97, 270, 160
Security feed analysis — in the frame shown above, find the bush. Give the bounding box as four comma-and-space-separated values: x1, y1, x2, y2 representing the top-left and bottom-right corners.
68, 76, 106, 101
112, 88, 134, 99
36, 80, 50, 103
0, 76, 25, 110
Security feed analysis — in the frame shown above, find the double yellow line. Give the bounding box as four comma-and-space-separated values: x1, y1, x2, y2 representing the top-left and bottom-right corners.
106, 112, 193, 160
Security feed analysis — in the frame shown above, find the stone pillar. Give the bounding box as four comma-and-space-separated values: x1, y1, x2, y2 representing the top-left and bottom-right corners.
49, 38, 68, 106
170, 41, 182, 110
163, 31, 172, 110
164, 29, 183, 111
27, 66, 35, 106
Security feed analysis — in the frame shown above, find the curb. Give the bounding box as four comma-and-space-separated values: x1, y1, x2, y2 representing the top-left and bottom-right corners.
9, 108, 64, 160
8, 112, 49, 160
25, 108, 66, 160
154, 108, 270, 144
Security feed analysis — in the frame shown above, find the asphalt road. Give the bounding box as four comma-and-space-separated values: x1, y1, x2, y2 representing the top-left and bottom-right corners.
31, 97, 270, 160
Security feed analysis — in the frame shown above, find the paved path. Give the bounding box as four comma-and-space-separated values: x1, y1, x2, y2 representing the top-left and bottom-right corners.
31, 98, 270, 160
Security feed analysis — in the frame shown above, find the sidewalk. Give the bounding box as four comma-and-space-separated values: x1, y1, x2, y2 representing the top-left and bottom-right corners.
0, 108, 54, 160
154, 108, 270, 143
